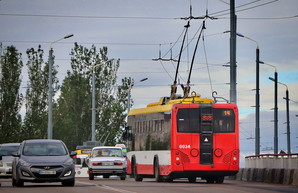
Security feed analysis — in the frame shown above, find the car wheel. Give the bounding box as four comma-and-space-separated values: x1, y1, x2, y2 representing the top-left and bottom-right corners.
15, 179, 24, 187
62, 180, 75, 186
12, 177, 17, 187
89, 173, 94, 180
120, 174, 126, 180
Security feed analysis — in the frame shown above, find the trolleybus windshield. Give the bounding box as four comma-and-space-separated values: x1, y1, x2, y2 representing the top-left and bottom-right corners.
177, 108, 235, 133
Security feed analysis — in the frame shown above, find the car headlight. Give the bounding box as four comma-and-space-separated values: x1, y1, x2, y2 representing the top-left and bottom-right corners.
64, 159, 74, 166
19, 159, 31, 167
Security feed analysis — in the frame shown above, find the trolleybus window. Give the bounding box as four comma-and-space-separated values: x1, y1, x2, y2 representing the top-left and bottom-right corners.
177, 108, 200, 133
213, 109, 235, 133
177, 108, 235, 133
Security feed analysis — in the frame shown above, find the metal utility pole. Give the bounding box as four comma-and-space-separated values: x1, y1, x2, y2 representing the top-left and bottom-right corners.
278, 82, 291, 153
230, 0, 237, 104
91, 67, 96, 142
48, 34, 73, 139
48, 48, 54, 139
269, 72, 278, 154
255, 47, 260, 155
284, 87, 291, 153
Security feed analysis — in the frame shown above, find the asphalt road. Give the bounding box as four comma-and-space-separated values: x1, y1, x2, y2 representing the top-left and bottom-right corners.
0, 177, 297, 193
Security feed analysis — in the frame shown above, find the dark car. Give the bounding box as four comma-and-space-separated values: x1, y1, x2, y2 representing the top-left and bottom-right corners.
11, 139, 76, 187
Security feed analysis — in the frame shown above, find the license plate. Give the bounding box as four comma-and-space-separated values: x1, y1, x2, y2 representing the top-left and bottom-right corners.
39, 170, 56, 175
102, 162, 113, 166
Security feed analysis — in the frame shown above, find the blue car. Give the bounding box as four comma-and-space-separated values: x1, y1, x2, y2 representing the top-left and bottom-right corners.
12, 139, 76, 187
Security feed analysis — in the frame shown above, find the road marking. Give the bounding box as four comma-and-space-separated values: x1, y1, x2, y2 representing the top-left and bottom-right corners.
77, 180, 137, 193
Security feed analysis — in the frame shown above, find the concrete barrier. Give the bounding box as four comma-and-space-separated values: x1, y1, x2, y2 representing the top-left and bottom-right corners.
293, 169, 298, 186
283, 169, 294, 185
232, 168, 298, 186
255, 168, 265, 182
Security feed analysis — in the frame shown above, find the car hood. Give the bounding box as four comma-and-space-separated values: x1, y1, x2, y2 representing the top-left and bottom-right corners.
22, 155, 70, 165
2, 156, 14, 162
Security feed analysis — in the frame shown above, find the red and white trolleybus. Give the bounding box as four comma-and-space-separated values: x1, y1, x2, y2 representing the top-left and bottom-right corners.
126, 94, 239, 183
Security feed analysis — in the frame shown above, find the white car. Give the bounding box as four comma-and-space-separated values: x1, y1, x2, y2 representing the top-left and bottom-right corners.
0, 143, 20, 178
87, 146, 126, 180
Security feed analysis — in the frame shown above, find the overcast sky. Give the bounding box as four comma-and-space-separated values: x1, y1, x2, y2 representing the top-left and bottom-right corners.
1, 0, 297, 163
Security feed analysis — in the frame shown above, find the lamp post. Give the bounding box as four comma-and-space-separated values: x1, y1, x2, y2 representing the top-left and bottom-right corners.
126, 78, 148, 146
48, 34, 73, 139
91, 59, 114, 142
127, 78, 148, 115
274, 81, 290, 153
232, 32, 260, 155
281, 83, 290, 153
261, 62, 278, 154
269, 71, 278, 154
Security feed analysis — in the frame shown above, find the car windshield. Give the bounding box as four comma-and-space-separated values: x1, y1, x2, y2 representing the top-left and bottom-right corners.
92, 148, 123, 158
0, 145, 19, 156
23, 142, 67, 156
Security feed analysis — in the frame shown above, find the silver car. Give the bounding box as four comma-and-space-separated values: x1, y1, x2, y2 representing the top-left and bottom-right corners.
0, 143, 20, 178
87, 146, 126, 180
12, 139, 76, 187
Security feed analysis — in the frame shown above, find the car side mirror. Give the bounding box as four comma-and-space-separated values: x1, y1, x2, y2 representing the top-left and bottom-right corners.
70, 151, 77, 157
0, 155, 2, 160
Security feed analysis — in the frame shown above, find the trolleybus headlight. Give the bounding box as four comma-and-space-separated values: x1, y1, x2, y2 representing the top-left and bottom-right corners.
214, 148, 223, 157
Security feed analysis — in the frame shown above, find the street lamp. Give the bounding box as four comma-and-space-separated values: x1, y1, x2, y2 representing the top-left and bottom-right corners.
91, 59, 114, 142
126, 78, 148, 146
227, 31, 261, 156
267, 65, 278, 154
127, 78, 148, 115
270, 79, 290, 153
280, 82, 291, 154
48, 34, 73, 139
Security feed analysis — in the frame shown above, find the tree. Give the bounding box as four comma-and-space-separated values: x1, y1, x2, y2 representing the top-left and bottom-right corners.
20, 45, 58, 140
54, 43, 132, 150
0, 45, 23, 143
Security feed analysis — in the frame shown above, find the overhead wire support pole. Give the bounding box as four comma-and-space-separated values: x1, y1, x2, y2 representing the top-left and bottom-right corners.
170, 21, 190, 100
48, 34, 73, 139
230, 0, 237, 104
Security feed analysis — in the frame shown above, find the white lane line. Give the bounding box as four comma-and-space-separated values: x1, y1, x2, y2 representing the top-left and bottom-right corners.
77, 180, 137, 193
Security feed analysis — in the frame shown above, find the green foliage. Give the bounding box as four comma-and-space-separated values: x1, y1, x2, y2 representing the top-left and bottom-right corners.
54, 43, 132, 150
0, 43, 131, 148
20, 45, 57, 140
0, 45, 23, 143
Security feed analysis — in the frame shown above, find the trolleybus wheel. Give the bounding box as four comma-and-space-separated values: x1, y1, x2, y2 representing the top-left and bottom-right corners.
215, 176, 224, 184
206, 177, 215, 184
132, 158, 143, 182
188, 176, 196, 183
154, 157, 163, 182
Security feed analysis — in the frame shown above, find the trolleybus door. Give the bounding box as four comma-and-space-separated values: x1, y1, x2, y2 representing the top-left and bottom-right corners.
200, 104, 213, 165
